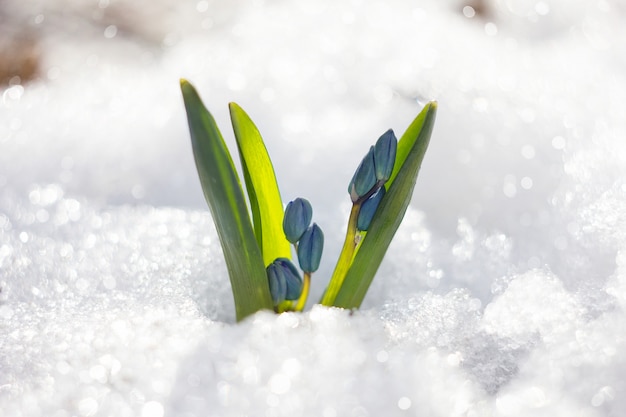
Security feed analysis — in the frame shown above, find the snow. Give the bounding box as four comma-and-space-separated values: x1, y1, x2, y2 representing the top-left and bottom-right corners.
1, 0, 626, 416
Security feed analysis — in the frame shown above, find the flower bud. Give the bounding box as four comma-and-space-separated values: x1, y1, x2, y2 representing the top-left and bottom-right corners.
297, 223, 324, 273
357, 186, 385, 231
373, 129, 397, 183
266, 258, 303, 305
348, 146, 377, 202
283, 198, 313, 243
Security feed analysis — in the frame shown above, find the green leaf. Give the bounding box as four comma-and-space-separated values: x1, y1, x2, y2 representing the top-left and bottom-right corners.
229, 103, 291, 266
180, 79, 273, 321
332, 101, 437, 309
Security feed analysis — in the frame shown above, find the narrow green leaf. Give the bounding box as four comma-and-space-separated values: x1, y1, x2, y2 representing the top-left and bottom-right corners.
387, 102, 436, 187
332, 102, 437, 309
180, 79, 273, 321
229, 103, 291, 266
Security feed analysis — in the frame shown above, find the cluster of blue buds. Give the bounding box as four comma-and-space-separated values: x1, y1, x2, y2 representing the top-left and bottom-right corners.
266, 258, 303, 306
266, 197, 324, 307
266, 130, 395, 307
348, 129, 398, 231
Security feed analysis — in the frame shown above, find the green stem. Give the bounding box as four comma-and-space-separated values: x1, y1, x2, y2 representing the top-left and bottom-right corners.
320, 203, 361, 306
276, 301, 292, 313
294, 272, 311, 312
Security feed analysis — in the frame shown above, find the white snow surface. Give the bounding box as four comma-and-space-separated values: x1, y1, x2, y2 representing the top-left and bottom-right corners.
2, 0, 626, 416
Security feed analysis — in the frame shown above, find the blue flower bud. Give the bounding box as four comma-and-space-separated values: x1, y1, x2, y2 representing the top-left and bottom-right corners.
373, 129, 397, 183
297, 223, 324, 273
266, 258, 303, 305
266, 262, 286, 305
357, 186, 385, 231
348, 146, 377, 202
283, 198, 313, 243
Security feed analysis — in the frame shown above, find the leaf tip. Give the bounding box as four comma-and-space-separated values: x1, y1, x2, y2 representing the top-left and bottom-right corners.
179, 79, 198, 101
